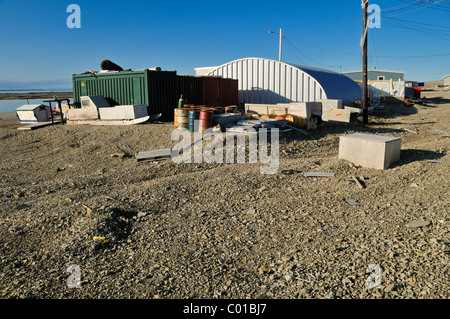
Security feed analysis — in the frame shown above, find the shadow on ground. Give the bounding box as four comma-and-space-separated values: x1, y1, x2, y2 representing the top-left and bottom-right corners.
391, 149, 446, 168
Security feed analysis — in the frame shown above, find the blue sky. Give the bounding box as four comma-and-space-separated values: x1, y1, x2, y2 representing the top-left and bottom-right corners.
0, 0, 449, 89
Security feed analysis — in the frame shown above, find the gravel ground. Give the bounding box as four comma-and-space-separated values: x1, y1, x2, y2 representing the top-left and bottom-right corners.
0, 86, 448, 300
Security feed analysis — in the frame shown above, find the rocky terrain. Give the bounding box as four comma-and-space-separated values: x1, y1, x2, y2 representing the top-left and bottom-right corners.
0, 86, 448, 300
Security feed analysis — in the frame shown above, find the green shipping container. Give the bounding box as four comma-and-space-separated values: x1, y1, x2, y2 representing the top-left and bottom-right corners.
72, 69, 178, 120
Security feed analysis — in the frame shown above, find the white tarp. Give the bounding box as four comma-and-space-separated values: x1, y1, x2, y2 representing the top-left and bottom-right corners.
357, 80, 405, 99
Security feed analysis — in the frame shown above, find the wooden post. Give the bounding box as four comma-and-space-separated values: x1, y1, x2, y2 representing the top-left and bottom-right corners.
362, 1, 369, 124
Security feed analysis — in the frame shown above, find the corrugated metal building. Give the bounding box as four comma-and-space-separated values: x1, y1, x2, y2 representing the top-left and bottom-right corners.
195, 57, 362, 106
342, 69, 405, 81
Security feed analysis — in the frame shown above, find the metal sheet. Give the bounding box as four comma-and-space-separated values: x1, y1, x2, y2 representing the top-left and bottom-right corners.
178, 75, 202, 106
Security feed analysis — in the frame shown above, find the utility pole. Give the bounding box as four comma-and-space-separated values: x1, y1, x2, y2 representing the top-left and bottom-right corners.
279, 28, 283, 62
362, 1, 369, 124
268, 28, 283, 62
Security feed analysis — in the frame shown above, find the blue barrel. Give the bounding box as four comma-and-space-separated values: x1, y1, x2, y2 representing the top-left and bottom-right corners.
188, 110, 200, 132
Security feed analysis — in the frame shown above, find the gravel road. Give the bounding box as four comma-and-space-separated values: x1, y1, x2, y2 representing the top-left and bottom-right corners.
0, 86, 448, 299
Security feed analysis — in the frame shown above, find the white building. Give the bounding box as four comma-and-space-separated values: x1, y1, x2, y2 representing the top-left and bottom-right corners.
444, 75, 450, 86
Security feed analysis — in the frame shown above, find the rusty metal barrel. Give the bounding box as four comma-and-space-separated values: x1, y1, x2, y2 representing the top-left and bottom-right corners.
199, 109, 214, 132
176, 108, 189, 129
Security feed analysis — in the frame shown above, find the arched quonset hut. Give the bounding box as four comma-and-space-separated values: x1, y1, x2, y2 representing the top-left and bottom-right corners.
199, 57, 362, 106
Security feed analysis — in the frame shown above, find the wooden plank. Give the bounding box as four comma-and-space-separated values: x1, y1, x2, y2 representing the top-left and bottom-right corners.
303, 172, 335, 177
136, 148, 172, 162
17, 120, 62, 130
352, 176, 365, 189
424, 159, 444, 163
67, 116, 150, 126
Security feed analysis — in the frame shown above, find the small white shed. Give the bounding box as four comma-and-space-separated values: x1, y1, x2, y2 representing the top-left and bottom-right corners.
444, 75, 450, 86
15, 104, 51, 123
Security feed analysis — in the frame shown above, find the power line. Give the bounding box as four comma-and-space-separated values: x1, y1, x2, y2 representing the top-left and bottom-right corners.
382, 16, 450, 30
285, 34, 450, 59
382, 19, 450, 41
283, 36, 341, 70
396, 0, 450, 13
370, 28, 380, 68
383, 0, 435, 17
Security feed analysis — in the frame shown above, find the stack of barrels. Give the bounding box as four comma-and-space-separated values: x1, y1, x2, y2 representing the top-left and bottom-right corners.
174, 106, 216, 132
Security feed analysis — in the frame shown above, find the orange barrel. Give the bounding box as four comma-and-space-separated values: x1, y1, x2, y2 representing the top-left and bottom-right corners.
225, 105, 238, 113
174, 108, 178, 128
199, 110, 214, 132
177, 108, 189, 129
188, 110, 200, 132
285, 114, 307, 128
211, 107, 223, 114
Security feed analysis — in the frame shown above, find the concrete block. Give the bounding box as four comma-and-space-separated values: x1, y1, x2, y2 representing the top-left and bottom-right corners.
98, 104, 148, 120
339, 133, 401, 170
288, 102, 322, 118
287, 102, 322, 129
344, 106, 362, 114
322, 108, 351, 123
320, 99, 343, 109
268, 106, 288, 115
245, 104, 274, 115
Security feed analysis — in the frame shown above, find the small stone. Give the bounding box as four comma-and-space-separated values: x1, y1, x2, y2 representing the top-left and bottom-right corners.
137, 212, 147, 218
260, 286, 269, 293
299, 288, 309, 296
285, 274, 295, 282
405, 220, 431, 228
342, 277, 352, 285
346, 199, 360, 206
385, 283, 396, 292
354, 251, 363, 258
259, 266, 269, 274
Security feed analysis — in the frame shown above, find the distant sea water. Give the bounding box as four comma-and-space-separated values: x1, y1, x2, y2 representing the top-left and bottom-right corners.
0, 89, 72, 113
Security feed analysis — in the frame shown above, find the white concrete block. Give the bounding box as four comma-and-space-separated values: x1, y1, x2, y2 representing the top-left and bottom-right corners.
322, 108, 351, 123
287, 102, 322, 130
320, 99, 343, 109
339, 133, 401, 170
99, 104, 148, 120
245, 104, 273, 115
